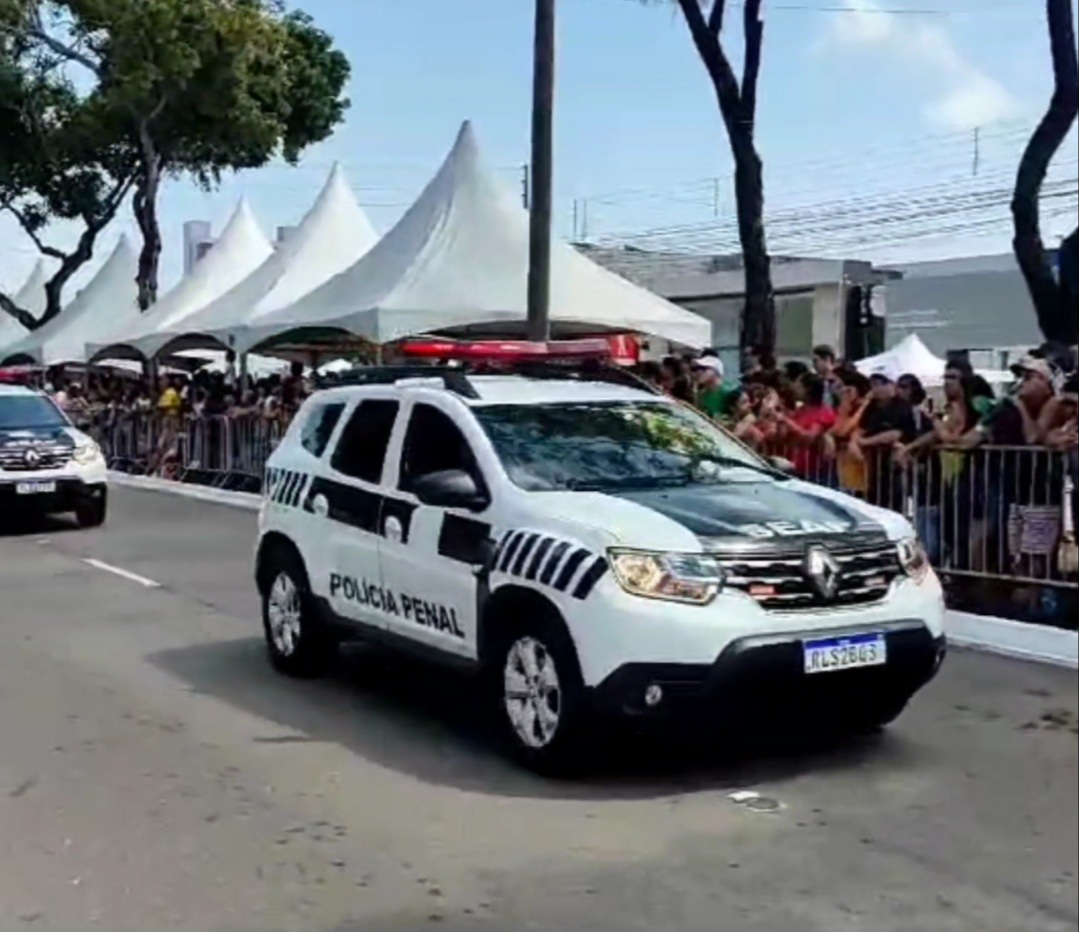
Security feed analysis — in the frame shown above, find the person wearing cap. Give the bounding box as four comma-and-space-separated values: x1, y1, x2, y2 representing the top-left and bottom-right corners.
853, 368, 919, 510
963, 356, 1056, 448
692, 355, 737, 420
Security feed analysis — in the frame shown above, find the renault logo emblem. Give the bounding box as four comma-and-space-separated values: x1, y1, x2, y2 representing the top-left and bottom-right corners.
23, 448, 41, 468
804, 544, 841, 600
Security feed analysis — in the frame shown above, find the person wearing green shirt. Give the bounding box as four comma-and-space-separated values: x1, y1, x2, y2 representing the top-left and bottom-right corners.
692, 355, 737, 419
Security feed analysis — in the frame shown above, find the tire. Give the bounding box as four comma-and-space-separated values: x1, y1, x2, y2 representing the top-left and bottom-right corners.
75, 494, 107, 529
260, 546, 337, 678
490, 613, 591, 776
851, 694, 910, 733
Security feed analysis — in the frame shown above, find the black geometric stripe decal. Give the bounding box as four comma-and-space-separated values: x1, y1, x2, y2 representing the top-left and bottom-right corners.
493, 530, 608, 600
265, 467, 310, 508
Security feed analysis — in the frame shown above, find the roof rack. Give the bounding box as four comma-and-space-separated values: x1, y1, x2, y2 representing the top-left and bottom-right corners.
316, 359, 662, 400
316, 365, 481, 399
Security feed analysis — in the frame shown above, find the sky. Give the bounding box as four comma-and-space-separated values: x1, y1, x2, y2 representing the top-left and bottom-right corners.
2, 0, 1077, 298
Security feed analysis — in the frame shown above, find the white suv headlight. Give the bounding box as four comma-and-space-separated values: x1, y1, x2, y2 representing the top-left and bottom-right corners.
73, 441, 104, 465
897, 537, 930, 581
607, 549, 724, 605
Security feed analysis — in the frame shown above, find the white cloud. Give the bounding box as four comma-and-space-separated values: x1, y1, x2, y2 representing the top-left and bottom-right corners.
829, 0, 1020, 131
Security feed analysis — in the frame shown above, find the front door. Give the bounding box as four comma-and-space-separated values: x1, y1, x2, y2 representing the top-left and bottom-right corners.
377, 400, 492, 660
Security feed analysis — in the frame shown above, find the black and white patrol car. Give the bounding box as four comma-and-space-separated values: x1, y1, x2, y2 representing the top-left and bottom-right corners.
0, 384, 108, 528
255, 366, 946, 771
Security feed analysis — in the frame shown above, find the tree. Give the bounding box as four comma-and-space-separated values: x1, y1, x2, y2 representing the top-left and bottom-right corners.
654, 0, 776, 357
0, 8, 138, 329
1012, 0, 1078, 349
1, 0, 350, 319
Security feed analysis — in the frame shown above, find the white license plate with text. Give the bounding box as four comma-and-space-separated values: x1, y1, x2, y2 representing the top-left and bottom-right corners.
15, 481, 57, 495
803, 633, 887, 674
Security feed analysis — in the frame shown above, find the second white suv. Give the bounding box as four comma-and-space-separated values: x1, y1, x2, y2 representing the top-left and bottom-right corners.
255, 367, 946, 772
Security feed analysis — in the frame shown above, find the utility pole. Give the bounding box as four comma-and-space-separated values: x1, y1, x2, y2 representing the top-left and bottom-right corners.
526, 0, 556, 342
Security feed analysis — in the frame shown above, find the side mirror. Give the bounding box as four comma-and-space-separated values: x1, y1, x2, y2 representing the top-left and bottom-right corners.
411, 469, 489, 512
768, 455, 796, 475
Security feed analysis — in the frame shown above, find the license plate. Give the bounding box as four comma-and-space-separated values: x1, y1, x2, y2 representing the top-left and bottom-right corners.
15, 481, 56, 495
803, 633, 887, 674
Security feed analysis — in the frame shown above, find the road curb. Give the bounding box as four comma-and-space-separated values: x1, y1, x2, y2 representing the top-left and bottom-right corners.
109, 473, 1079, 669
108, 472, 261, 512
944, 611, 1077, 670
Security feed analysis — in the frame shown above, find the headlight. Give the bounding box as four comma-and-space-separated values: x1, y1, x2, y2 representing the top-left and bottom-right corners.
896, 537, 929, 580
607, 549, 724, 605
73, 441, 104, 465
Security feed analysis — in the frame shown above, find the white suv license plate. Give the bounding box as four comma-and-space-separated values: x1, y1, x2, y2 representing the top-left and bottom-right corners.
15, 481, 57, 495
803, 633, 887, 674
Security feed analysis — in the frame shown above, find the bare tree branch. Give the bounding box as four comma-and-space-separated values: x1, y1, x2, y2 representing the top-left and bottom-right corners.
673, 0, 743, 127
0, 291, 38, 331
707, 0, 727, 36
0, 199, 67, 261
741, 0, 764, 137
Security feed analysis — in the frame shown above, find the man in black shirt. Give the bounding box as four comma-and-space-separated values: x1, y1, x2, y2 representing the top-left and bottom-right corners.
857, 368, 920, 510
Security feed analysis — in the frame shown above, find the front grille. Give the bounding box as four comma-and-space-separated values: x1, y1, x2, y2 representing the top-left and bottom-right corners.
717, 540, 902, 612
0, 444, 72, 472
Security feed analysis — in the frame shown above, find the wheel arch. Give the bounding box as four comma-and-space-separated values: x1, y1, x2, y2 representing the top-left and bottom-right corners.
255, 532, 308, 595
478, 583, 571, 667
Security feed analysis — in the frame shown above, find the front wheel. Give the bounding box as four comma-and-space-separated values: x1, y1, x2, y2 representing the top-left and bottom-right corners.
75, 493, 107, 529
261, 550, 337, 678
492, 618, 590, 775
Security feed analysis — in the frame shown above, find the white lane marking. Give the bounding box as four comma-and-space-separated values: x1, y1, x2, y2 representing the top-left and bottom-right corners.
82, 558, 161, 589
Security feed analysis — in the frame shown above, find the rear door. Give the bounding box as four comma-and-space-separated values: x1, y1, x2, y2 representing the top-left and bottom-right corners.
312, 392, 401, 631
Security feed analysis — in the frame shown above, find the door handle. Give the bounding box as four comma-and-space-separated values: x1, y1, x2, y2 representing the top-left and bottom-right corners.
384, 515, 403, 543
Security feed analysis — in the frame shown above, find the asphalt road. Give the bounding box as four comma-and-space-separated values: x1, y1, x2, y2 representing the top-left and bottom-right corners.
0, 486, 1076, 932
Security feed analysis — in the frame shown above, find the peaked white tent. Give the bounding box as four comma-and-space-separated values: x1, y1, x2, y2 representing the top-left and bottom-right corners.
133, 163, 378, 360
88, 199, 272, 363
855, 334, 946, 383
231, 121, 711, 355
0, 260, 48, 352
2, 237, 138, 366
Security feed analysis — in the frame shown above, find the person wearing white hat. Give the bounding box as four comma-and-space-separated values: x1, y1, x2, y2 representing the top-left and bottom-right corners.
691, 355, 736, 420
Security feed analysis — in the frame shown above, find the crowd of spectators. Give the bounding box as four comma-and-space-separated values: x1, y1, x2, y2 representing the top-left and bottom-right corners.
638, 345, 1078, 602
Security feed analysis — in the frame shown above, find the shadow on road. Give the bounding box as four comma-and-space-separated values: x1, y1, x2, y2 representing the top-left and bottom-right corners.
148, 636, 925, 801
0, 512, 79, 537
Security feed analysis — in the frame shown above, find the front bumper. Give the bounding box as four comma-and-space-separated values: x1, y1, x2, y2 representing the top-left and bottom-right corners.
590, 621, 947, 721
0, 475, 106, 514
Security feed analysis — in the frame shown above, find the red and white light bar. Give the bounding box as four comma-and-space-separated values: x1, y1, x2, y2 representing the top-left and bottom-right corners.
395, 335, 640, 365
396, 337, 614, 363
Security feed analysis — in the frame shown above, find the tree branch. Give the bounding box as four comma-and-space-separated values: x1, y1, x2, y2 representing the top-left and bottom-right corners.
741, 0, 764, 136
0, 291, 38, 331
14, 8, 104, 76
0, 199, 67, 261
674, 0, 744, 129
707, 0, 727, 36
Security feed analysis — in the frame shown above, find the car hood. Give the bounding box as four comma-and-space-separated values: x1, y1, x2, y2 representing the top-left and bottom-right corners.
0, 426, 77, 449
525, 475, 902, 552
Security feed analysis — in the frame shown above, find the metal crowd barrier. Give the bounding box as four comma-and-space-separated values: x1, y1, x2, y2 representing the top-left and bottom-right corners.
91, 410, 286, 494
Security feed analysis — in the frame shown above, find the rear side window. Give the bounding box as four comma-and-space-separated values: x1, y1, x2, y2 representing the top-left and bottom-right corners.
331, 399, 400, 484
299, 402, 345, 458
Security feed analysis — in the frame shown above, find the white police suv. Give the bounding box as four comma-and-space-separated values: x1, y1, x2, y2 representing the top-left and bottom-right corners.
255, 365, 946, 771
0, 384, 108, 527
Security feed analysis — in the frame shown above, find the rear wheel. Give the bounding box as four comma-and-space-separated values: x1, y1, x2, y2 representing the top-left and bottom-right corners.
851, 694, 910, 733
260, 548, 337, 678
491, 615, 590, 775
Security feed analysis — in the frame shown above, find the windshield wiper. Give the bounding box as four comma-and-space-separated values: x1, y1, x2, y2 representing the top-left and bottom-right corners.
695, 456, 791, 480
564, 475, 691, 492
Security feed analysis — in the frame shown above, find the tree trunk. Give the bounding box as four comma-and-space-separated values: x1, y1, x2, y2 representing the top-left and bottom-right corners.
1011, 0, 1078, 346
732, 139, 775, 355
133, 164, 162, 312
36, 227, 101, 328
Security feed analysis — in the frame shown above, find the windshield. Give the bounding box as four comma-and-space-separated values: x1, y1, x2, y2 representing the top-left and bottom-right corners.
0, 395, 69, 431
475, 400, 771, 492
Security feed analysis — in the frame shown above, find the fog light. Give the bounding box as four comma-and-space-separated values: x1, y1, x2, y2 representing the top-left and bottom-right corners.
644, 684, 664, 708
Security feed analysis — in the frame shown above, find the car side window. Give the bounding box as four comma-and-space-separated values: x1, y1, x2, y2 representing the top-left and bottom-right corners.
331, 399, 400, 484
299, 402, 345, 458
398, 404, 481, 493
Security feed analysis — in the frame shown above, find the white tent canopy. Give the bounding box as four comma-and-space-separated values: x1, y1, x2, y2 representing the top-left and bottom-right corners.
136, 163, 378, 360
231, 121, 711, 355
87, 199, 272, 363
2, 237, 138, 366
0, 259, 48, 352
856, 334, 1014, 388
856, 335, 946, 383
